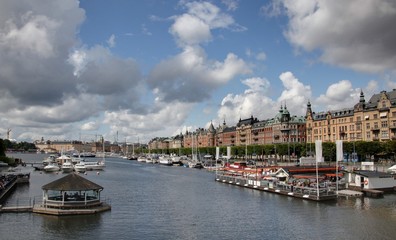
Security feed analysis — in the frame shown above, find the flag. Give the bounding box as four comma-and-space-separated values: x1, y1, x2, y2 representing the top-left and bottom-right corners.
227, 146, 231, 159
315, 140, 323, 162
336, 140, 343, 162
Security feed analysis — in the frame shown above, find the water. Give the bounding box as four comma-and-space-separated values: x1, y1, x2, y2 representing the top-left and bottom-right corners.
1, 153, 396, 240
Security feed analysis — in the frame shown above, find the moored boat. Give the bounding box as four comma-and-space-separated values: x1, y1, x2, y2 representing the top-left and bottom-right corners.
61, 159, 74, 173
159, 156, 173, 166
43, 162, 60, 172
74, 162, 86, 173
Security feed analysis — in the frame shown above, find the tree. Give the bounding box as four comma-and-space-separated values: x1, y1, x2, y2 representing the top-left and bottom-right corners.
0, 139, 6, 157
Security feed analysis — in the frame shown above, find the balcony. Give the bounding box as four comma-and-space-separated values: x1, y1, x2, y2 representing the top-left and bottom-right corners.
390, 124, 396, 130
392, 136, 396, 140
371, 126, 380, 132
373, 137, 379, 141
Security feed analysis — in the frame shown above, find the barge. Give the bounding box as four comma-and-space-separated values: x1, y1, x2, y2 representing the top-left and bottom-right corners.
215, 174, 337, 201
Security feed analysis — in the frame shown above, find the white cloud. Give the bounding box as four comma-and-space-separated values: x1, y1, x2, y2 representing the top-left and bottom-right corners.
221, 0, 239, 11
256, 52, 267, 61
217, 77, 275, 125
148, 46, 250, 102
103, 101, 194, 142
107, 34, 116, 48
316, 80, 360, 111
81, 121, 100, 131
170, 13, 211, 46
279, 0, 396, 73
277, 71, 311, 116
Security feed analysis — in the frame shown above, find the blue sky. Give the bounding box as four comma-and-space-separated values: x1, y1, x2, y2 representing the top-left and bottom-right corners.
0, 0, 395, 143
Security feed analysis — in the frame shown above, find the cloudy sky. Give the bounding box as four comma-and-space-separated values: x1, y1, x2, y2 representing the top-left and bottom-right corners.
0, 0, 395, 143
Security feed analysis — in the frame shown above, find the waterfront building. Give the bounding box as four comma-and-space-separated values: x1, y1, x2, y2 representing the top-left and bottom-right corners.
183, 123, 216, 149
306, 89, 396, 143
215, 120, 236, 146
35, 139, 118, 154
235, 116, 259, 146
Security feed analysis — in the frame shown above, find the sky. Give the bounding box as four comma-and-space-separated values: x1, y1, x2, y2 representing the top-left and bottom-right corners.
0, 0, 396, 144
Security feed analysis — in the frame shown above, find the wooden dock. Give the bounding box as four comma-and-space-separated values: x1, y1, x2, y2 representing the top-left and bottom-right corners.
362, 189, 384, 198
0, 205, 33, 213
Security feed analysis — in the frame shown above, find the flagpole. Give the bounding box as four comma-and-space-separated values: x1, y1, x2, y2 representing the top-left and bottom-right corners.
315, 140, 322, 200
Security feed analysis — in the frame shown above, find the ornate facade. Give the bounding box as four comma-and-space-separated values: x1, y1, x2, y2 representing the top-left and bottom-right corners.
306, 89, 396, 143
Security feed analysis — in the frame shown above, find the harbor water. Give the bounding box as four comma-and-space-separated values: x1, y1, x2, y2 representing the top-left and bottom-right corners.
1, 153, 396, 240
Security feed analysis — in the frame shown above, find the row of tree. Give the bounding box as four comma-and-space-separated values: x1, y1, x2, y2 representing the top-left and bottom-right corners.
0, 139, 36, 152
149, 140, 396, 162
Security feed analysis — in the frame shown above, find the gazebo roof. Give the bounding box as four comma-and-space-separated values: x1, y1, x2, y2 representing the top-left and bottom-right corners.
42, 173, 103, 191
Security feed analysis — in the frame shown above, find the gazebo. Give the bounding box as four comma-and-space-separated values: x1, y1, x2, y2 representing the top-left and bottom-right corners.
33, 173, 111, 215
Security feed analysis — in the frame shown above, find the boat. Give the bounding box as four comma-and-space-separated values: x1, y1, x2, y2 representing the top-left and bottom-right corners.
137, 156, 147, 162
188, 161, 204, 169
82, 137, 106, 171
387, 165, 396, 174
83, 160, 105, 171
171, 155, 183, 166
145, 157, 154, 164
0, 161, 8, 167
61, 159, 74, 173
74, 162, 86, 173
159, 156, 173, 166
42, 155, 57, 166
43, 162, 60, 172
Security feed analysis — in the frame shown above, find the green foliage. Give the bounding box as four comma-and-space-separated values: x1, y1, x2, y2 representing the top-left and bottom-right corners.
0, 138, 5, 157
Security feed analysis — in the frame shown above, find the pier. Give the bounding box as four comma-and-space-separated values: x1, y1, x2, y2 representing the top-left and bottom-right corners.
215, 174, 337, 201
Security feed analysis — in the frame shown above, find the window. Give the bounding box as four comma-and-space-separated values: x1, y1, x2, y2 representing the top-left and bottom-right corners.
366, 132, 371, 139
366, 123, 370, 130
382, 101, 386, 108
350, 117, 353, 122
374, 114, 378, 119
392, 112, 396, 117
381, 121, 388, 128
381, 130, 389, 138
357, 116, 361, 121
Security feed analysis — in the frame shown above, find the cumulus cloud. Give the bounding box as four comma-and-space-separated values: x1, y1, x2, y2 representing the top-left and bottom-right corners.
217, 72, 312, 125
148, 46, 250, 103
316, 80, 361, 111
269, 0, 396, 73
103, 101, 195, 141
149, 1, 251, 104
0, 0, 146, 141
277, 72, 311, 116
217, 77, 276, 125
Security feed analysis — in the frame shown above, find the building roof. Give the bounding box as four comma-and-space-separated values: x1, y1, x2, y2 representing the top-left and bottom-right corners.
42, 173, 104, 191
353, 170, 393, 178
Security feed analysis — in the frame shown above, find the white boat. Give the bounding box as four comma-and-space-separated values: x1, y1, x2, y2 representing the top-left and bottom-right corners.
171, 155, 182, 166
74, 162, 86, 173
145, 157, 154, 164
159, 156, 173, 166
43, 162, 60, 172
137, 156, 147, 162
0, 161, 8, 167
61, 159, 74, 173
188, 161, 203, 169
387, 165, 396, 173
42, 155, 57, 166
83, 160, 105, 170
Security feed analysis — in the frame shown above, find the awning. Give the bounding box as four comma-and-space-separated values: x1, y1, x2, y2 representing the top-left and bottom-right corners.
380, 112, 387, 118
364, 115, 369, 120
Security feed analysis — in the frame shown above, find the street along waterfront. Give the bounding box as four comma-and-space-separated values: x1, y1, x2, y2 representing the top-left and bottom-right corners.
1, 153, 396, 240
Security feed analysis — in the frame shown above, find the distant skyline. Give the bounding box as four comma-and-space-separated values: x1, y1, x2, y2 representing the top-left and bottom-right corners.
0, 0, 395, 143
